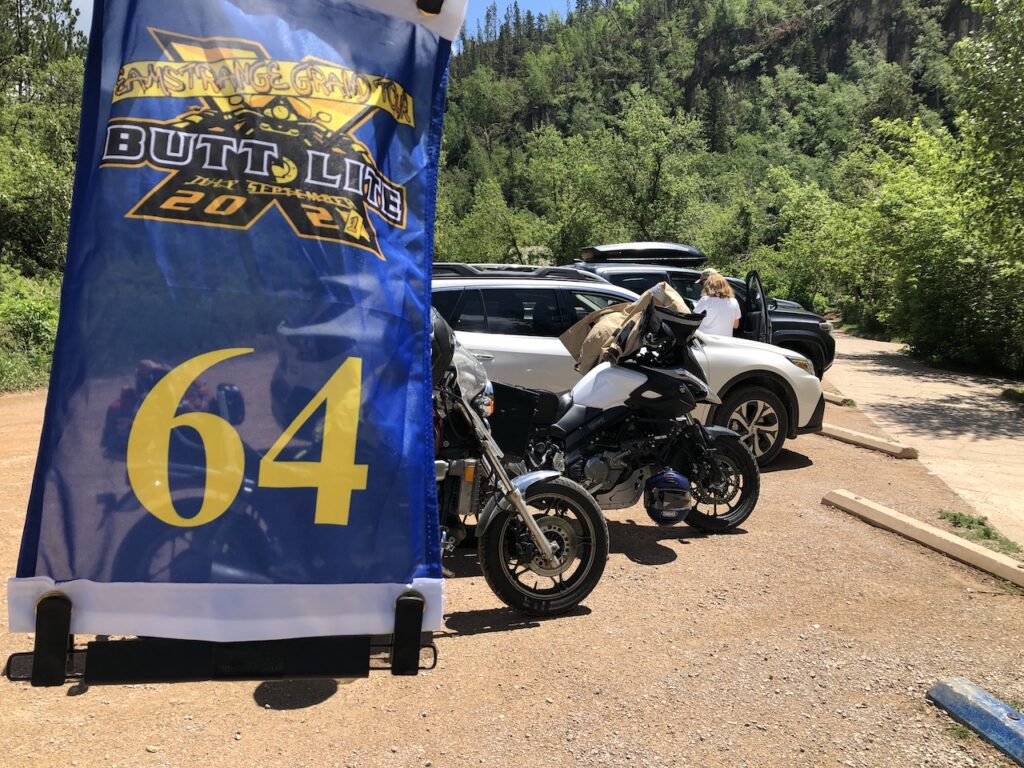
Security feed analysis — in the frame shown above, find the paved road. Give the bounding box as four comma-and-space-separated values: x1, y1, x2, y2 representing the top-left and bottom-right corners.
825, 332, 1024, 546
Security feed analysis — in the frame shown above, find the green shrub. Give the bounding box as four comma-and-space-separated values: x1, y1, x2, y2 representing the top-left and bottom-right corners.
0, 268, 60, 392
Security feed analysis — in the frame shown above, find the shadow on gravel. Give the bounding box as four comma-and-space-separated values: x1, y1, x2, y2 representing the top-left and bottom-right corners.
442, 517, 747, 576
441, 605, 592, 637
867, 393, 1023, 439
253, 678, 339, 709
840, 349, 1016, 390
442, 548, 483, 579
607, 519, 708, 566
761, 449, 812, 473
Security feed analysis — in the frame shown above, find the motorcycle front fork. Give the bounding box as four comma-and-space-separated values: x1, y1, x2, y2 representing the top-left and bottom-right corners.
438, 399, 558, 567
477, 434, 558, 566
677, 415, 728, 486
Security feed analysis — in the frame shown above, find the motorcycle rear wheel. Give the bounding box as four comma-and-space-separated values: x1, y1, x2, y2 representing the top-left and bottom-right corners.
478, 477, 608, 616
686, 435, 760, 533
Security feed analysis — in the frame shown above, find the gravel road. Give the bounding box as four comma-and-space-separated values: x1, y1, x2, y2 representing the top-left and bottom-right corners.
1, 389, 1022, 767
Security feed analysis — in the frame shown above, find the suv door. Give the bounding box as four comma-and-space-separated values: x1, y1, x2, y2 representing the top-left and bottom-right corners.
744, 270, 772, 344
471, 287, 579, 392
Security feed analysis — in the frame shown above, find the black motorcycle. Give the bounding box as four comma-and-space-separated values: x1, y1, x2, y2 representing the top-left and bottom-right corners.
511, 303, 759, 533
432, 310, 609, 615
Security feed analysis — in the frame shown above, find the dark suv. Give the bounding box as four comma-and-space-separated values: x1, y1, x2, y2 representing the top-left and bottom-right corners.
574, 243, 835, 378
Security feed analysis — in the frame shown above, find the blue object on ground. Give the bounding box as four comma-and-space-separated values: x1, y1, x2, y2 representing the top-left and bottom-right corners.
927, 677, 1024, 765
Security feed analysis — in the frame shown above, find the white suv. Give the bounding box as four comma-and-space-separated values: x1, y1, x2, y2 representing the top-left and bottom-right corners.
431, 265, 824, 465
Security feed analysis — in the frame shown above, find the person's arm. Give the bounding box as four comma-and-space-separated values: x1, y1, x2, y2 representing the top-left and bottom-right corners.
732, 298, 741, 330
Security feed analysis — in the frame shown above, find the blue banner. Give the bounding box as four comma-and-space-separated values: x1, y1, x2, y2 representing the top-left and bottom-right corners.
8, 0, 465, 640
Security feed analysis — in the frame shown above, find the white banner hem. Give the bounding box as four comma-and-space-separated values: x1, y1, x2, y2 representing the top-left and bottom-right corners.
7, 577, 444, 641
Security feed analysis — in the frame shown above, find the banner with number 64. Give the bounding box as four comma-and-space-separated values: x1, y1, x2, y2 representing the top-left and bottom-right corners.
7, 0, 466, 640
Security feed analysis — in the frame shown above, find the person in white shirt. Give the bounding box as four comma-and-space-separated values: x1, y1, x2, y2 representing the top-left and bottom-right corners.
692, 271, 742, 337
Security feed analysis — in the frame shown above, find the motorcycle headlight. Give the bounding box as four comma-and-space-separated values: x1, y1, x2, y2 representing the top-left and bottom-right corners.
786, 355, 815, 375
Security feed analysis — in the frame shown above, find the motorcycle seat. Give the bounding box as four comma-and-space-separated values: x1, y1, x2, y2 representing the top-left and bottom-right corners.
529, 389, 574, 425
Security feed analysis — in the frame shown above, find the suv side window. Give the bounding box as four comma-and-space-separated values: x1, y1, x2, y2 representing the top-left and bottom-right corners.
567, 291, 623, 324
669, 275, 702, 302
732, 281, 750, 307
431, 288, 461, 324
432, 288, 489, 332
481, 288, 563, 337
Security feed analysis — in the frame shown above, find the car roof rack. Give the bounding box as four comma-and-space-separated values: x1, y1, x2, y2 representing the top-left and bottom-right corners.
433, 263, 608, 282
578, 242, 707, 267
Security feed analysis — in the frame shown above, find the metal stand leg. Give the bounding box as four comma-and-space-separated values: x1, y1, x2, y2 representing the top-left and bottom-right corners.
391, 591, 425, 676
32, 593, 72, 687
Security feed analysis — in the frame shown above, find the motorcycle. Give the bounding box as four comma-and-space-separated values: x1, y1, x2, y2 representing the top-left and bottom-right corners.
431, 309, 609, 616
512, 290, 759, 533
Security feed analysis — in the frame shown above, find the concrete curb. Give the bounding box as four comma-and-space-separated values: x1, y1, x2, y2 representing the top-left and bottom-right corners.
822, 490, 1024, 588
819, 423, 918, 458
927, 678, 1024, 764
823, 391, 855, 407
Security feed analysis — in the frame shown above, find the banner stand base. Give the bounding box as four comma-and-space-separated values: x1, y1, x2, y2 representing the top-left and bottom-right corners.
5, 591, 436, 687
31, 592, 74, 686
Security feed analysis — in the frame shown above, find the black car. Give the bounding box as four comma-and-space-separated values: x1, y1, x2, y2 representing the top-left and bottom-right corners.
574, 243, 835, 378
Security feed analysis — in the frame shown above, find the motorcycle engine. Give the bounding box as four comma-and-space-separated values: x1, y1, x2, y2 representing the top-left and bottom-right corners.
583, 451, 630, 491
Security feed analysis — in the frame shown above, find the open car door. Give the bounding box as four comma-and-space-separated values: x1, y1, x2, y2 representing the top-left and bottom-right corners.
744, 270, 772, 344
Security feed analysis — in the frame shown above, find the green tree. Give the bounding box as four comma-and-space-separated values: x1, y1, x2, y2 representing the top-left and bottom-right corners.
0, 0, 85, 277
436, 178, 553, 264
955, 0, 1024, 253
0, 0, 86, 94
590, 89, 705, 241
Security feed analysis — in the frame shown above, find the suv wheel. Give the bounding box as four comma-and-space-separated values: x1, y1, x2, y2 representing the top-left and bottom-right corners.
715, 386, 788, 466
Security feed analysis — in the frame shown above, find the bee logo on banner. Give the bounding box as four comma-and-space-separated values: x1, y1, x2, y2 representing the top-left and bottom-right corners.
103, 29, 410, 258
7, 0, 467, 644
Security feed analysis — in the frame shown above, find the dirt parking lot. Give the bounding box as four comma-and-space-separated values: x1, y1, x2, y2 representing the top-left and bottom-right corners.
1, 389, 1022, 767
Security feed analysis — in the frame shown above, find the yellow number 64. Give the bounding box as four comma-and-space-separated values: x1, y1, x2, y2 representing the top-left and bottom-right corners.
126, 349, 368, 528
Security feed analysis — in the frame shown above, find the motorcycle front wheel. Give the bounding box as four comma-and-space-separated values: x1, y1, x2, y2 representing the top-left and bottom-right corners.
686, 434, 760, 533
478, 477, 608, 616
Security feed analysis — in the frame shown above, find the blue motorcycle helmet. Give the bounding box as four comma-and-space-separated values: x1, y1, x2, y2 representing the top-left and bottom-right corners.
644, 470, 695, 526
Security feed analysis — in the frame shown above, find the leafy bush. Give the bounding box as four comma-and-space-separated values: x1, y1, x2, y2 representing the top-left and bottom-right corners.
0, 268, 60, 391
